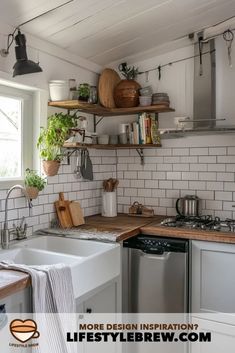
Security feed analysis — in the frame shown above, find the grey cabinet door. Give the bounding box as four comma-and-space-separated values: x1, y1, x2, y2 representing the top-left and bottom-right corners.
191, 240, 235, 314
0, 288, 31, 313
84, 282, 117, 314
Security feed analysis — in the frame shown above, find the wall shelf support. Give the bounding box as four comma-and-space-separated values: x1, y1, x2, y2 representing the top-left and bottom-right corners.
93, 115, 104, 132
136, 148, 144, 165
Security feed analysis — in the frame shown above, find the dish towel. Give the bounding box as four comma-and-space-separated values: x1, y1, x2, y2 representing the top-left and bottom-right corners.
0, 261, 76, 353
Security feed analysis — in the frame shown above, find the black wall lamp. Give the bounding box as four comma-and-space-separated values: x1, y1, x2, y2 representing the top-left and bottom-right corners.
0, 28, 43, 77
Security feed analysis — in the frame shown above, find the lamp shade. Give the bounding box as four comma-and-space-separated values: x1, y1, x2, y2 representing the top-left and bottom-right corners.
13, 30, 42, 77
13, 60, 42, 77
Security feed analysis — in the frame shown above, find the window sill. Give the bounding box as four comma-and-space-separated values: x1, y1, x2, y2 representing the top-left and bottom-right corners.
0, 178, 24, 190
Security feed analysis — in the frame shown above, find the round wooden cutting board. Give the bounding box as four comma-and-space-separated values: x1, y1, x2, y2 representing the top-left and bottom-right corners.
98, 68, 121, 108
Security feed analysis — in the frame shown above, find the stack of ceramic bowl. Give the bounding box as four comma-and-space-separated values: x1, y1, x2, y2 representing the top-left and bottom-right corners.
152, 93, 170, 107
139, 86, 153, 106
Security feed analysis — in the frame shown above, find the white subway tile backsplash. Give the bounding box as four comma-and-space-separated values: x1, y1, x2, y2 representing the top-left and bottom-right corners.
218, 156, 235, 163
152, 171, 166, 179
130, 180, 144, 188
217, 173, 234, 181
227, 147, 235, 155
145, 180, 159, 188
182, 172, 199, 180
164, 156, 180, 163
190, 148, 208, 155
172, 148, 190, 156
215, 192, 232, 201
199, 172, 216, 181
207, 182, 223, 190
173, 181, 189, 189
224, 182, 235, 191
167, 172, 181, 180
157, 163, 173, 171
173, 164, 190, 171
223, 202, 235, 211
206, 200, 222, 210
181, 156, 198, 163
190, 164, 207, 171
1, 143, 235, 237
197, 190, 214, 200
189, 181, 206, 190
159, 180, 173, 189
209, 147, 226, 155
208, 164, 226, 172
138, 189, 151, 197
138, 171, 152, 179
199, 156, 216, 163
124, 171, 138, 179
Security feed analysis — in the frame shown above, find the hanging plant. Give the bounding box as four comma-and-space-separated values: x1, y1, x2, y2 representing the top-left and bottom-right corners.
24, 168, 47, 199
37, 112, 77, 176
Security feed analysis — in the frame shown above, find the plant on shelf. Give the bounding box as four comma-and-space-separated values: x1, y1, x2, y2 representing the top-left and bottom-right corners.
118, 62, 139, 80
114, 62, 141, 108
24, 168, 47, 199
78, 83, 90, 102
37, 112, 77, 176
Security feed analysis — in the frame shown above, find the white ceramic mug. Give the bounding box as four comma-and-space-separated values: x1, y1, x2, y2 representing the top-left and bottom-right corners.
102, 191, 117, 217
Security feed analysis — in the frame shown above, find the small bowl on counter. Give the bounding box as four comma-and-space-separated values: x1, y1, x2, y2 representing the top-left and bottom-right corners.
98, 135, 109, 144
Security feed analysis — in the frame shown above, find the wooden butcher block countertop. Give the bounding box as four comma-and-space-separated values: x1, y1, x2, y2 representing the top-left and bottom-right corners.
141, 221, 235, 244
0, 270, 30, 300
81, 213, 166, 241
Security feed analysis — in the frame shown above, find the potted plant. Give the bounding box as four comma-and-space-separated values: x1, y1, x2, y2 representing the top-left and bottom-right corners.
37, 112, 77, 176
24, 168, 47, 199
78, 83, 90, 102
114, 63, 141, 108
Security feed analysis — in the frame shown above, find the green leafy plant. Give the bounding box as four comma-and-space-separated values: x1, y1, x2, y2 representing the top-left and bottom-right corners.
24, 168, 47, 191
78, 83, 90, 100
118, 62, 139, 80
37, 112, 77, 161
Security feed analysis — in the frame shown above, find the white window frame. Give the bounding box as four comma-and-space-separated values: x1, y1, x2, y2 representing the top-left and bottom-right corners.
0, 85, 33, 189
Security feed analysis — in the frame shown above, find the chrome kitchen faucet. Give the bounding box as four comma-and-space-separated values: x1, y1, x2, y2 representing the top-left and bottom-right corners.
1, 185, 32, 249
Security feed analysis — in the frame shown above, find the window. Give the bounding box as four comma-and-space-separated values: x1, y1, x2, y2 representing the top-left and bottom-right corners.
0, 85, 33, 183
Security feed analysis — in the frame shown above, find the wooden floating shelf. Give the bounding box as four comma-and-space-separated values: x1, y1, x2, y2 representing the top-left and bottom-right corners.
63, 143, 161, 149
48, 100, 175, 116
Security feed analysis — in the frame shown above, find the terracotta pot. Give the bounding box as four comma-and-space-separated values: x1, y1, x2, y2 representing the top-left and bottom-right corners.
42, 160, 60, 177
114, 80, 141, 108
26, 187, 39, 200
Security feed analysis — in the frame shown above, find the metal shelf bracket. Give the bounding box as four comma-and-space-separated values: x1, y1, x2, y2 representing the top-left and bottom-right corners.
136, 148, 144, 165
93, 114, 104, 132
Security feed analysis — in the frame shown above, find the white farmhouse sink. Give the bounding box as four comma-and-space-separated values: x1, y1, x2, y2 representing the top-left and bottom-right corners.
16, 236, 114, 257
0, 247, 81, 266
1, 236, 120, 299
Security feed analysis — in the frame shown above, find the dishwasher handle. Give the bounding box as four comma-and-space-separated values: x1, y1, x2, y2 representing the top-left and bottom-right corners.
143, 248, 164, 255
142, 249, 171, 260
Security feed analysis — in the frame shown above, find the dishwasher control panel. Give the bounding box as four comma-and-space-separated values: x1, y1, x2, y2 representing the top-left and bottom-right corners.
123, 235, 188, 253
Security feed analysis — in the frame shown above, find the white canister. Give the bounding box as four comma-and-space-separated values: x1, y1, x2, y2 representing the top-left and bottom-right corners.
102, 191, 117, 217
49, 80, 69, 101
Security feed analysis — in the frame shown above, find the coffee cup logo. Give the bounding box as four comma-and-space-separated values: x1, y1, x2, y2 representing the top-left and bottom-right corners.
10, 319, 40, 343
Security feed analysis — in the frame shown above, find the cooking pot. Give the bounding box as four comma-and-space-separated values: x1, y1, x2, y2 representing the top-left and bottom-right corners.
176, 195, 200, 217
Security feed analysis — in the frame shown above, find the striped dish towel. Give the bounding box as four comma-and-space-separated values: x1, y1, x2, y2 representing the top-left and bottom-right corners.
0, 261, 76, 353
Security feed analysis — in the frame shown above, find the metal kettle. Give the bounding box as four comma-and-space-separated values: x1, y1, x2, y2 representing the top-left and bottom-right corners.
176, 195, 200, 217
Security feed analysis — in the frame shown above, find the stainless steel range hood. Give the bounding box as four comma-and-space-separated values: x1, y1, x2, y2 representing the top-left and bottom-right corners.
160, 38, 235, 138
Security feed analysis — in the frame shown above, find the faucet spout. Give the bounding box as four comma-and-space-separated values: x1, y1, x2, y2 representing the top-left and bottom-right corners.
1, 185, 32, 249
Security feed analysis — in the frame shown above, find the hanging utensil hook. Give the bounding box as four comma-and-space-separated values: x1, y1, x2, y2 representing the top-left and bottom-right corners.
223, 29, 234, 67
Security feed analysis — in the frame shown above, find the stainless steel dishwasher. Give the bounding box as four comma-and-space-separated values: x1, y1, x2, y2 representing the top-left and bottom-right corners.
122, 235, 189, 313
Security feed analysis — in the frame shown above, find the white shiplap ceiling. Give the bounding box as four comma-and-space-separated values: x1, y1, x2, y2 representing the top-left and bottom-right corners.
0, 0, 235, 65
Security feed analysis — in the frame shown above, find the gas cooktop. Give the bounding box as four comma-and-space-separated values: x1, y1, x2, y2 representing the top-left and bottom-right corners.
161, 215, 235, 232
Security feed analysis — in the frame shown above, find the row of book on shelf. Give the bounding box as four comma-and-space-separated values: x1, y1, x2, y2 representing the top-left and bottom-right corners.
129, 113, 160, 145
